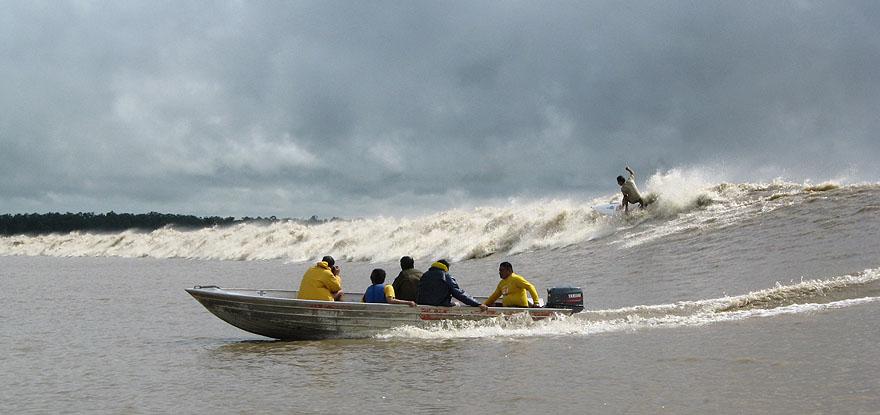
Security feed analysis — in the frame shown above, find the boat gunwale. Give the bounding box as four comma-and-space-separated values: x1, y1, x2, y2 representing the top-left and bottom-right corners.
186, 286, 575, 317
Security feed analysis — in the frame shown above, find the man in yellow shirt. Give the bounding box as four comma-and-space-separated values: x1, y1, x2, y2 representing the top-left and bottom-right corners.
297, 255, 344, 301
483, 262, 541, 308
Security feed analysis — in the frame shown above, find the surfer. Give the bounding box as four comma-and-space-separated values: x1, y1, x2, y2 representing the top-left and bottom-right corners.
617, 165, 646, 213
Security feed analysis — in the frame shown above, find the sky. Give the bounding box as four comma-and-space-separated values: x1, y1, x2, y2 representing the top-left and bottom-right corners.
2, 1, 879, 218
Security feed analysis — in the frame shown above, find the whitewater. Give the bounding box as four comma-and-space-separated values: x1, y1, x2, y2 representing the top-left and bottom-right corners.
380, 267, 880, 340
4, 170, 880, 413
1, 170, 871, 263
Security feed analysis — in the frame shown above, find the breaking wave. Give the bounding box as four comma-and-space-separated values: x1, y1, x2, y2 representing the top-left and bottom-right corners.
0, 171, 873, 262
376, 268, 880, 340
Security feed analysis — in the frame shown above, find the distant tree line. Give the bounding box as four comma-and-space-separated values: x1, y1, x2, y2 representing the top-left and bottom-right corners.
0, 212, 336, 236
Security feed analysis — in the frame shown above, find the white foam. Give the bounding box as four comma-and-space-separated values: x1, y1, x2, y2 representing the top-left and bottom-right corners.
0, 199, 613, 262
374, 297, 880, 341
375, 268, 880, 340
0, 177, 872, 262
613, 174, 851, 249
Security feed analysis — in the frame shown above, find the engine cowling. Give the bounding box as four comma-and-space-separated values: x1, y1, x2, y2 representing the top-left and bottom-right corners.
546, 287, 584, 312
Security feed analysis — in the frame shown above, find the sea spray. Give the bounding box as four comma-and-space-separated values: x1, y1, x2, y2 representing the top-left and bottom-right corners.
644, 167, 717, 217
0, 178, 867, 262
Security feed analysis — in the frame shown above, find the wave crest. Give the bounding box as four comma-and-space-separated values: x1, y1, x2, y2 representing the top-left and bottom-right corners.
0, 176, 873, 262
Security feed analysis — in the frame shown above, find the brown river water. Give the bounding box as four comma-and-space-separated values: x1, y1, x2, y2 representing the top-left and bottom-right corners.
2, 182, 880, 413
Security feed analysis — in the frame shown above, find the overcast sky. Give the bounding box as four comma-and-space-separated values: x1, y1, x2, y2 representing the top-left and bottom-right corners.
2, 1, 878, 217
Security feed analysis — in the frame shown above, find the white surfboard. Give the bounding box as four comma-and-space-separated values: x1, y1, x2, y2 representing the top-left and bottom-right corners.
592, 202, 620, 217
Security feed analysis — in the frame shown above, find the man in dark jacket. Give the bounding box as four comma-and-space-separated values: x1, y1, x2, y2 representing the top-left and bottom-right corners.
391, 256, 422, 302
416, 259, 488, 311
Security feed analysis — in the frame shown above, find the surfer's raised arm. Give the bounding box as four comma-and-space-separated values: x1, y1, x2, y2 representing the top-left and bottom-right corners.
618, 166, 645, 214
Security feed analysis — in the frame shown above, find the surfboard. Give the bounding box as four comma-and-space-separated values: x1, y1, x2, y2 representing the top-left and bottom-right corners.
592, 202, 619, 217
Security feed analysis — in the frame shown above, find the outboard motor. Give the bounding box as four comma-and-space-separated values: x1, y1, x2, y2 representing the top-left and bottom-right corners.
546, 287, 584, 312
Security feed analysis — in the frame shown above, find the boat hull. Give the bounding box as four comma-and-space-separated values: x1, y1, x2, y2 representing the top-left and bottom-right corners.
186, 286, 575, 340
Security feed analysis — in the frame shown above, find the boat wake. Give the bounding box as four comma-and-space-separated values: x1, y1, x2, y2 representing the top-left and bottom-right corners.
375, 267, 880, 340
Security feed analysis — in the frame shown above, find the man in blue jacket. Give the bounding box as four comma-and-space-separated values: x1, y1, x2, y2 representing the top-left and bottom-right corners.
416, 259, 488, 311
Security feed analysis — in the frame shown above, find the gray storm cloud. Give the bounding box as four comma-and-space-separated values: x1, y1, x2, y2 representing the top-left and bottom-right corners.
1, 1, 879, 217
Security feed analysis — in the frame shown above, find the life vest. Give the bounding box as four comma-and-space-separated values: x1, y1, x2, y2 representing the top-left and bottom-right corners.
364, 284, 387, 303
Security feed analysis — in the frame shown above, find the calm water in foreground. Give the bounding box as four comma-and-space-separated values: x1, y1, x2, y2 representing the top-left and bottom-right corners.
3, 256, 879, 414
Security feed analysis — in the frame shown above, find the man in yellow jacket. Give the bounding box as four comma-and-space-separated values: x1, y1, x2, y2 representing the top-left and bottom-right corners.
297, 255, 344, 301
483, 262, 541, 308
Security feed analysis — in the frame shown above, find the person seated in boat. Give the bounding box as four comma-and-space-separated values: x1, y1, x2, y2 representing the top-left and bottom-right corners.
483, 262, 541, 308
391, 256, 422, 302
416, 259, 488, 311
617, 165, 646, 214
297, 255, 344, 301
362, 268, 416, 307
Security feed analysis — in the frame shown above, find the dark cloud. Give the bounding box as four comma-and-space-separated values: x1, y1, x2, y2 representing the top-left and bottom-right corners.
2, 1, 879, 217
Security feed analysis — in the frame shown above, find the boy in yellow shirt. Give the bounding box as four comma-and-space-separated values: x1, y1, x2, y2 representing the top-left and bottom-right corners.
483, 262, 541, 308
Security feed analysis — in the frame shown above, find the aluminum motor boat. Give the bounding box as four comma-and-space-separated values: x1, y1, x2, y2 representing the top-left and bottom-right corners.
186, 285, 584, 340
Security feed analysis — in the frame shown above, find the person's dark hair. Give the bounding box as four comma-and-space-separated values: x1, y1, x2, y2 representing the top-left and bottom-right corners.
400, 256, 414, 270
370, 268, 386, 284
437, 259, 450, 267
500, 261, 513, 271
322, 255, 335, 266
617, 175, 626, 185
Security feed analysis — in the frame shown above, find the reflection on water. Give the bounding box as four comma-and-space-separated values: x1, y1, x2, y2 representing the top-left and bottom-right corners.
210, 337, 477, 370
204, 336, 483, 397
